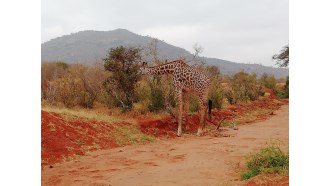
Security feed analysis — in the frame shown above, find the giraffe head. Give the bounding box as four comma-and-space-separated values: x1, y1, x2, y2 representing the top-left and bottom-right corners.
139, 62, 150, 75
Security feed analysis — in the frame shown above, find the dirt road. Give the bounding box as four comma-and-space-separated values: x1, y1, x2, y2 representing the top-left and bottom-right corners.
42, 105, 288, 186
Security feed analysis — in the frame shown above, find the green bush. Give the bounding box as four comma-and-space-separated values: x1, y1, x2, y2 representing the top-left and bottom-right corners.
148, 85, 165, 112
241, 168, 260, 180
275, 76, 289, 99
137, 73, 176, 113
189, 96, 200, 112
241, 145, 289, 180
103, 46, 142, 112
225, 71, 261, 104
209, 75, 224, 109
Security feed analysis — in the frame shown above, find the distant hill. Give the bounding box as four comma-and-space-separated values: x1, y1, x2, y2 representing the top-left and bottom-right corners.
42, 29, 288, 78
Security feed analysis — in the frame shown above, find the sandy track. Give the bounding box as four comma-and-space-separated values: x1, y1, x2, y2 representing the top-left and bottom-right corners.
42, 105, 288, 186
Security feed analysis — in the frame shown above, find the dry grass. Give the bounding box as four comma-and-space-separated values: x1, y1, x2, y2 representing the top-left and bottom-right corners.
234, 108, 273, 124
42, 105, 136, 125
42, 104, 157, 148
113, 124, 156, 146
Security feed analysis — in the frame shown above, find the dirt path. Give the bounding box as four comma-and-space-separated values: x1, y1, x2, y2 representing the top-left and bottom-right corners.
42, 105, 288, 186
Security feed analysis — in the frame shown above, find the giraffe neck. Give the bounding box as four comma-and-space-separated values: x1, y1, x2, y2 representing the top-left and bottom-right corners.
143, 60, 188, 75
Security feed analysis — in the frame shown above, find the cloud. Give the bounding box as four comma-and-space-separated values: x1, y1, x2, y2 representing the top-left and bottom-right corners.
42, 0, 288, 66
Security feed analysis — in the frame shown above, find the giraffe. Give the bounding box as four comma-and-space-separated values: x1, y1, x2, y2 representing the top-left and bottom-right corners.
140, 59, 211, 136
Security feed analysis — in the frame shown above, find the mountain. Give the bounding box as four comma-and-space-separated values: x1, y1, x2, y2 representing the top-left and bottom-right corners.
41, 29, 288, 78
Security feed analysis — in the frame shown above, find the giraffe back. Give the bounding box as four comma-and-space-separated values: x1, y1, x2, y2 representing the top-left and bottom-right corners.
172, 61, 210, 95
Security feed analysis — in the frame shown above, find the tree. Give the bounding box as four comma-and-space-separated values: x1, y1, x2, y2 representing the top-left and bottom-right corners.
273, 45, 289, 98
103, 46, 142, 111
273, 45, 289, 67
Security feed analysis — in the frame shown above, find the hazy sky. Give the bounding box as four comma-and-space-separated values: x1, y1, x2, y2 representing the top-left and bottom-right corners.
42, 0, 288, 66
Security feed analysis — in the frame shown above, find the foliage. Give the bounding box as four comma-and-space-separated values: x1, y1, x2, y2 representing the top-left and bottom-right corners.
275, 76, 289, 98
209, 74, 224, 109
273, 45, 289, 67
225, 71, 262, 104
141, 39, 177, 113
42, 62, 109, 108
147, 75, 165, 112
79, 91, 95, 108
189, 96, 200, 112
103, 46, 142, 111
259, 73, 276, 90
241, 168, 260, 180
241, 145, 289, 180
53, 74, 82, 108
41, 62, 69, 100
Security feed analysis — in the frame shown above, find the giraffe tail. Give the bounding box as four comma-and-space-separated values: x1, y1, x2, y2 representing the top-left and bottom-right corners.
208, 99, 212, 118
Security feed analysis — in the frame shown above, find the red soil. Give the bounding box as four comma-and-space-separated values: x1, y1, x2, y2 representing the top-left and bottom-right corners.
137, 96, 287, 137
262, 87, 277, 98
41, 94, 287, 167
138, 114, 202, 137
245, 176, 289, 186
41, 111, 119, 166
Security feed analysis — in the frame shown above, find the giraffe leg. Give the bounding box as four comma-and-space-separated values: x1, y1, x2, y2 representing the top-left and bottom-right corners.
197, 97, 207, 136
176, 90, 183, 137
183, 92, 190, 131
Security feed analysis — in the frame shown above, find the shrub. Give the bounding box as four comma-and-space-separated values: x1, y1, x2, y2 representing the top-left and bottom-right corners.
147, 75, 165, 112
103, 46, 142, 111
209, 75, 224, 109
241, 145, 289, 180
41, 62, 69, 100
275, 76, 289, 99
259, 73, 276, 90
224, 88, 237, 105
136, 67, 176, 113
53, 75, 83, 108
189, 96, 200, 112
225, 71, 261, 104
79, 91, 95, 108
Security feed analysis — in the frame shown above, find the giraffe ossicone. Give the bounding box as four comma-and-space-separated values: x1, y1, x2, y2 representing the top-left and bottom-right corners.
141, 59, 211, 136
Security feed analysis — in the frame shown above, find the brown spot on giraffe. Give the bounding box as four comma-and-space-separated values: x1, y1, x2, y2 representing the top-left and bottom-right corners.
141, 59, 211, 136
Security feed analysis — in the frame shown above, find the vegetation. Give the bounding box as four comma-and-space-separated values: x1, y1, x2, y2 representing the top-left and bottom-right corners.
103, 46, 142, 111
272, 44, 289, 98
41, 45, 289, 115
113, 124, 156, 145
41, 62, 109, 108
259, 73, 276, 90
139, 39, 177, 113
241, 144, 289, 180
225, 71, 262, 105
207, 66, 224, 109
273, 45, 289, 67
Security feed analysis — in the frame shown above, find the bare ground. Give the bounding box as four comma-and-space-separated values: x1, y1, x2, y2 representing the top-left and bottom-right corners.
42, 105, 288, 186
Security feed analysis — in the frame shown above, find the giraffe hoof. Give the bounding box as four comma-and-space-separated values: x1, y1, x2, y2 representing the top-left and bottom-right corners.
177, 131, 182, 137
196, 129, 203, 136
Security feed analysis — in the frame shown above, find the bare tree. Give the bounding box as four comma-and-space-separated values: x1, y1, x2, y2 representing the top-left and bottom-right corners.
273, 45, 289, 67
191, 43, 206, 65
